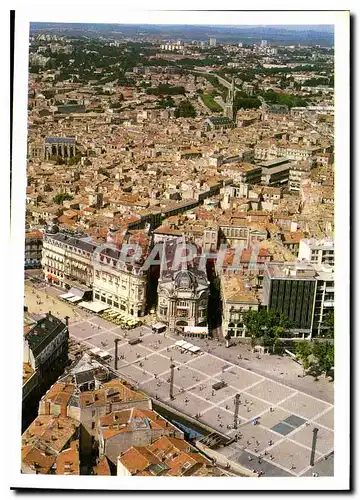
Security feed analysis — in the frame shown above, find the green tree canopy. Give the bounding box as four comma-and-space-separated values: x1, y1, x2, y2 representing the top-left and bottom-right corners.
53, 192, 74, 204
174, 100, 196, 118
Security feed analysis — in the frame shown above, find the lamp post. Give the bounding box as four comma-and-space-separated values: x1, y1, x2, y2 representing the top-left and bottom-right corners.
310, 427, 319, 466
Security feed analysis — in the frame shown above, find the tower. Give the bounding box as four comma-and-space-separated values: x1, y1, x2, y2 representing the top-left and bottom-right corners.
224, 78, 236, 122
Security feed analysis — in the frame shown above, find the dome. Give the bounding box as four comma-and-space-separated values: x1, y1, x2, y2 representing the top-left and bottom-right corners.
47, 224, 59, 234
174, 270, 198, 290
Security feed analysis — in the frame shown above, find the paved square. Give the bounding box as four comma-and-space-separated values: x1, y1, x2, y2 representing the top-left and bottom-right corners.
268, 439, 322, 473
215, 366, 263, 392
168, 391, 212, 416
191, 379, 237, 404
258, 407, 293, 430
229, 423, 282, 453
246, 379, 296, 405
160, 366, 208, 391
280, 393, 331, 420
313, 408, 334, 430
88, 316, 115, 329
271, 422, 294, 436
290, 424, 334, 455
221, 393, 269, 421
160, 346, 199, 364
117, 364, 151, 384
200, 406, 242, 433
283, 414, 307, 428
119, 327, 149, 340
85, 330, 123, 349
139, 378, 173, 401
188, 354, 232, 377
140, 335, 175, 350
70, 322, 105, 340
116, 343, 151, 364
135, 353, 172, 376
229, 450, 292, 477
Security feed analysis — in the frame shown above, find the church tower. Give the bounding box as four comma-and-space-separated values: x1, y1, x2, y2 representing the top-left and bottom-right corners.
224, 77, 236, 121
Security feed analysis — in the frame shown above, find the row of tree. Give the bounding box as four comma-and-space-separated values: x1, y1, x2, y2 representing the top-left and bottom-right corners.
146, 84, 185, 96
295, 340, 334, 378
238, 309, 291, 353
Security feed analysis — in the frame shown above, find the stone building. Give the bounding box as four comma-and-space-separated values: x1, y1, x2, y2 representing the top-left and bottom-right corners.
44, 137, 77, 160
220, 274, 260, 340
98, 407, 184, 466
25, 230, 43, 268
156, 239, 209, 332
92, 244, 148, 318
42, 228, 96, 289
38, 355, 151, 461
23, 312, 69, 431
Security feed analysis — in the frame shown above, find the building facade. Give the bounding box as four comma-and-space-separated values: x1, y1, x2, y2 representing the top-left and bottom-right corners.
23, 312, 69, 430
25, 230, 43, 268
93, 247, 148, 318
157, 268, 209, 332
262, 262, 317, 336
220, 275, 260, 339
298, 238, 335, 267
42, 229, 96, 289
312, 264, 335, 337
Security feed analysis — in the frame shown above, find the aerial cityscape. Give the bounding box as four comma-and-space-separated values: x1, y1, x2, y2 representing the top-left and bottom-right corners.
22, 22, 335, 479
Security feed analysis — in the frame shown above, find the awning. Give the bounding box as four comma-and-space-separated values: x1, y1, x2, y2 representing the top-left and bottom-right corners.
152, 322, 167, 331
69, 286, 91, 300
67, 295, 83, 303
59, 292, 75, 300
78, 301, 110, 313
183, 326, 208, 336
182, 342, 193, 350
188, 345, 201, 353
175, 340, 187, 348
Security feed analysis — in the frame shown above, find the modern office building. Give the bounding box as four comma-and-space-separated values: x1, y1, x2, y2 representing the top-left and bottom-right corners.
262, 262, 317, 336
312, 264, 335, 337
209, 37, 217, 47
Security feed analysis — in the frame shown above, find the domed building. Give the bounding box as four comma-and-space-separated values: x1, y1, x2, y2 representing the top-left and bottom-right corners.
156, 240, 209, 332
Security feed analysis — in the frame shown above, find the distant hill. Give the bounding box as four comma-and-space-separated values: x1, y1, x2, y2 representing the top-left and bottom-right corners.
30, 23, 334, 47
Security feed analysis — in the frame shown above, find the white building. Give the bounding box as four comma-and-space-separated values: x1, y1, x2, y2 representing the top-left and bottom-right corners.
298, 238, 334, 267
313, 264, 335, 336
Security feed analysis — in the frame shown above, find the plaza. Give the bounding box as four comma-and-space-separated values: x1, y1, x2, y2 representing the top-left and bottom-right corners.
24, 282, 334, 477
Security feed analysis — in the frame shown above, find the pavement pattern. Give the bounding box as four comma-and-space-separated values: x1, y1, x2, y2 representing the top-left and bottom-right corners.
24, 282, 334, 477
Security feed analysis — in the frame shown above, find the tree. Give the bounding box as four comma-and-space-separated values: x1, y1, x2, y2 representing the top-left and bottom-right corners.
53, 192, 74, 204
295, 340, 312, 375
322, 311, 334, 339
67, 155, 82, 166
312, 341, 334, 375
242, 310, 264, 339
157, 96, 175, 109
174, 100, 196, 118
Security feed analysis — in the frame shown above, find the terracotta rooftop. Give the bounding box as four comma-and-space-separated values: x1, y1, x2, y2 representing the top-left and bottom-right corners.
80, 379, 148, 409
221, 275, 260, 304
93, 456, 112, 476
55, 440, 80, 475
23, 362, 35, 385
119, 436, 222, 477
21, 444, 56, 474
